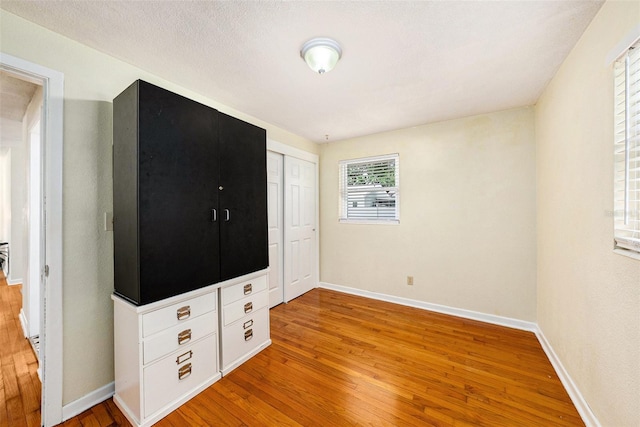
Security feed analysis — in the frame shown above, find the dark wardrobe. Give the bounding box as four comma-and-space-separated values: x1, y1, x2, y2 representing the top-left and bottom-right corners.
113, 80, 268, 305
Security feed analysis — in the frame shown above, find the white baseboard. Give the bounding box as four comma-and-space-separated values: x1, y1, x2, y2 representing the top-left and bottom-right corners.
62, 381, 114, 421
7, 276, 23, 286
535, 329, 601, 427
319, 282, 537, 332
318, 282, 600, 427
18, 309, 29, 338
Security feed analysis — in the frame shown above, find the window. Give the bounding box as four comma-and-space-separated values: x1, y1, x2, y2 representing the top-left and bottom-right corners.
614, 40, 640, 254
339, 154, 399, 223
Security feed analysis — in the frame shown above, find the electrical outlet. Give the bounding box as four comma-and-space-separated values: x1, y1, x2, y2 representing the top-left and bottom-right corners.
407, 276, 414, 286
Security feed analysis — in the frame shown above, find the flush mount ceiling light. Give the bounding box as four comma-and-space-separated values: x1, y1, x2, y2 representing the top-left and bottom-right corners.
300, 37, 342, 74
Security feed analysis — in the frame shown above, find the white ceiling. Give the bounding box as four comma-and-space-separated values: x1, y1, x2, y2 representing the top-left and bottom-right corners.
1, 1, 603, 143
0, 70, 39, 146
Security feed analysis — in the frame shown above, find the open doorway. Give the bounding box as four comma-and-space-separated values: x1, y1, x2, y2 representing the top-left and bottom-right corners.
1, 53, 64, 427
0, 64, 45, 425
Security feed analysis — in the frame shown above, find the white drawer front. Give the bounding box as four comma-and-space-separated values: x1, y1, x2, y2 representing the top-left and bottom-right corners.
222, 289, 268, 326
221, 275, 267, 305
143, 333, 218, 418
142, 291, 216, 338
221, 307, 269, 369
143, 310, 217, 365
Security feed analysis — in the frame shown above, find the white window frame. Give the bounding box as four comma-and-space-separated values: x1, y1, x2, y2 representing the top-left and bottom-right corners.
614, 39, 640, 257
339, 154, 400, 224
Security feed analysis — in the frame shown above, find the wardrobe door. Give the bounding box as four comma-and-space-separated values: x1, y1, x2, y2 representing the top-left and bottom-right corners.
218, 113, 268, 280
137, 81, 220, 304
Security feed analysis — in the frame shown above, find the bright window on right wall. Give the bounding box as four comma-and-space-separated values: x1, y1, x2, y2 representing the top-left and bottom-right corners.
339, 154, 400, 223
614, 40, 640, 255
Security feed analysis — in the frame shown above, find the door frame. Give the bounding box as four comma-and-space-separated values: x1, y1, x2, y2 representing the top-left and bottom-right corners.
266, 151, 284, 308
1, 52, 64, 427
266, 139, 319, 302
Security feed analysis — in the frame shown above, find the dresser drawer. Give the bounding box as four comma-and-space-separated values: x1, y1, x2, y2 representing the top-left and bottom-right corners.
221, 275, 267, 306
221, 307, 269, 369
143, 333, 218, 418
143, 310, 217, 365
142, 292, 216, 338
222, 289, 268, 326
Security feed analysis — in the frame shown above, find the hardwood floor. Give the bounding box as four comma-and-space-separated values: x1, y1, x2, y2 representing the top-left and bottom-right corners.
68, 288, 582, 426
0, 273, 41, 427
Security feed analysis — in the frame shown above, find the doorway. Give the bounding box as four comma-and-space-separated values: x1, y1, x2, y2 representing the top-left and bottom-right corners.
1, 52, 64, 427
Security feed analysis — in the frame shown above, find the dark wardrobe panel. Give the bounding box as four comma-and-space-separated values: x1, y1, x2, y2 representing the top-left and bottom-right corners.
114, 80, 268, 306
114, 80, 220, 305
218, 113, 268, 280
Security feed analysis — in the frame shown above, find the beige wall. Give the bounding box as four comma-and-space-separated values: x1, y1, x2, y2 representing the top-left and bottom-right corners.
0, 10, 316, 405
535, 1, 640, 426
320, 107, 537, 321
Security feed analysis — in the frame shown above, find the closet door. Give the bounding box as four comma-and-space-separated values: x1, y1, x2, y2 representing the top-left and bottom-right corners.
283, 156, 317, 302
218, 113, 268, 280
137, 81, 220, 304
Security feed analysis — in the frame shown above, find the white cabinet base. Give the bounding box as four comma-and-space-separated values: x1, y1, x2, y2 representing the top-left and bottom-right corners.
113, 372, 221, 427
219, 273, 271, 375
113, 270, 271, 426
112, 285, 220, 427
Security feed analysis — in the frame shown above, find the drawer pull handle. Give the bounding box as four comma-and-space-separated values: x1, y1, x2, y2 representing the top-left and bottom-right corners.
178, 363, 192, 380
243, 283, 252, 295
244, 302, 253, 314
176, 350, 193, 365
176, 306, 191, 320
177, 329, 192, 345
244, 329, 253, 341
243, 319, 253, 330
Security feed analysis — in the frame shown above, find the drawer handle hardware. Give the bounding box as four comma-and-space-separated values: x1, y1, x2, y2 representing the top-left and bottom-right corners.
178, 363, 192, 380
176, 350, 193, 365
244, 302, 253, 314
243, 319, 253, 330
244, 329, 253, 341
211, 208, 217, 222
243, 283, 252, 295
176, 306, 191, 320
177, 329, 192, 345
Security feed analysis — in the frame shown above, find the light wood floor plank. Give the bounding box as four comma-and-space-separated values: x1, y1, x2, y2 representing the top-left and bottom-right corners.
46, 287, 585, 426
0, 273, 40, 427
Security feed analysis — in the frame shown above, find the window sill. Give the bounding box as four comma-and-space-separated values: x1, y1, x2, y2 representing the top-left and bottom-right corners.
339, 219, 399, 225
613, 248, 640, 261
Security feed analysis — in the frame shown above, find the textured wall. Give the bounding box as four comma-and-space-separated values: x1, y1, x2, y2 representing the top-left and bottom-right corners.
0, 10, 315, 405
535, 1, 640, 425
320, 107, 537, 321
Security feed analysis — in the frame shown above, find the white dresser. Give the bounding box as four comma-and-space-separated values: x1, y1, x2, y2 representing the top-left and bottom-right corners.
112, 271, 270, 427
219, 274, 271, 375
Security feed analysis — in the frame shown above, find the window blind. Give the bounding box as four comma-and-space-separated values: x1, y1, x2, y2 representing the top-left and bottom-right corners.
339, 154, 399, 222
614, 41, 640, 253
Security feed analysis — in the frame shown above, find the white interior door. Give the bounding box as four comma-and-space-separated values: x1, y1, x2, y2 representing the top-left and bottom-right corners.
284, 156, 316, 302
267, 151, 284, 307
27, 118, 42, 338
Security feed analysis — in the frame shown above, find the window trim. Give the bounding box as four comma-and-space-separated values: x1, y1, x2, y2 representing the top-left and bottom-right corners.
613, 39, 640, 258
339, 153, 400, 224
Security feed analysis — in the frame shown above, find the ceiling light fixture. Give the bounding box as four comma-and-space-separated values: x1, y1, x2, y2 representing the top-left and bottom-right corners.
300, 37, 342, 74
